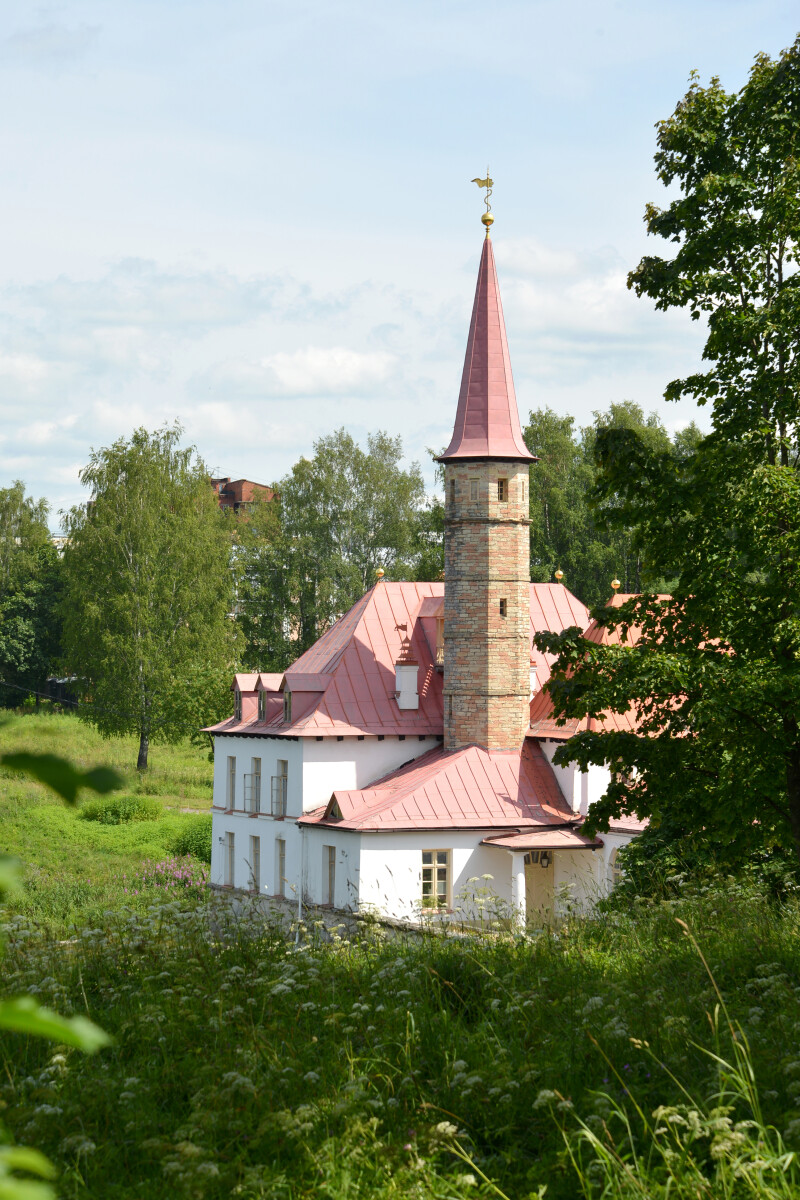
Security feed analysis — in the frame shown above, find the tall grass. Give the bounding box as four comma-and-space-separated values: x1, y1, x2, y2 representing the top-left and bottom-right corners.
2, 879, 800, 1198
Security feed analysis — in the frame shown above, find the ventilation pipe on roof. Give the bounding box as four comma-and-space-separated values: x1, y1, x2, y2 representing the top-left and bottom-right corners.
394, 630, 419, 710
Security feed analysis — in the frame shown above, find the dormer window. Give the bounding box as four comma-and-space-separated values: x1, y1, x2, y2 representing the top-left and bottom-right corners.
283, 691, 292, 724
234, 691, 242, 722
258, 690, 266, 721
497, 478, 508, 502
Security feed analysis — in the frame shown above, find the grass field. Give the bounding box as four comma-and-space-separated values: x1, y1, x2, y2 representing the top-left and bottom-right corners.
0, 711, 213, 929
2, 713, 800, 1198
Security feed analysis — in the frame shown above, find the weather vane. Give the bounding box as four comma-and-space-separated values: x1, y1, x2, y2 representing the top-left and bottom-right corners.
471, 168, 494, 234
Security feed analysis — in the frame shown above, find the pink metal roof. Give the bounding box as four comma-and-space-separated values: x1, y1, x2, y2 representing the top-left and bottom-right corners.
205, 581, 588, 739
481, 828, 602, 851
440, 236, 535, 463
528, 594, 654, 739
299, 740, 576, 832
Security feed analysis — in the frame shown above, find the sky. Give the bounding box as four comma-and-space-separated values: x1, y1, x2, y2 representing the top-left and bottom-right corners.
1, 1, 798, 523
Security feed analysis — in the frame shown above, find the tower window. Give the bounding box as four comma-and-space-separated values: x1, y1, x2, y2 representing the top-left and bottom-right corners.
499, 598, 508, 617
449, 479, 456, 505
497, 478, 508, 501
470, 479, 479, 501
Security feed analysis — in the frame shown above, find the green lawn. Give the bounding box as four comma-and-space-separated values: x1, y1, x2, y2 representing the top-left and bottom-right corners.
0, 711, 213, 929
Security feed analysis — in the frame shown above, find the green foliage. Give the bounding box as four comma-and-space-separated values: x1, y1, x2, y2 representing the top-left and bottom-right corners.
0, 753, 123, 806
538, 40, 800, 865
0, 742, 114, 1200
167, 813, 212, 863
60, 424, 240, 768
237, 429, 428, 667
524, 404, 703, 606
78, 795, 162, 825
0, 483, 64, 709
1, 878, 800, 1198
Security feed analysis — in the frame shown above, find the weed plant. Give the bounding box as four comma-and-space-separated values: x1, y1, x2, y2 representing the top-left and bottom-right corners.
79, 796, 162, 824
2, 877, 800, 1198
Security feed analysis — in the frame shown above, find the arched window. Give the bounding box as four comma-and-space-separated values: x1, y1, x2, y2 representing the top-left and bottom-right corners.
608, 848, 623, 890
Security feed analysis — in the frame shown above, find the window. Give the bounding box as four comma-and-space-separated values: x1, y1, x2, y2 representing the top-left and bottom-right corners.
271, 759, 288, 816
422, 850, 450, 908
324, 845, 336, 906
524, 851, 541, 865
521, 479, 527, 504
234, 690, 242, 722
275, 838, 286, 897
224, 831, 235, 887
608, 849, 623, 889
249, 835, 261, 892
258, 690, 266, 721
448, 694, 453, 720
449, 479, 456, 505
499, 598, 508, 617
245, 758, 261, 813
226, 756, 236, 809
470, 479, 479, 501
283, 692, 292, 724
497, 478, 508, 502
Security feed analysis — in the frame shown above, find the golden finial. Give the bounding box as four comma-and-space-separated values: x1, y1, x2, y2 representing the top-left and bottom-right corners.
554, 569, 564, 584
611, 578, 621, 593
375, 568, 385, 580
471, 168, 494, 235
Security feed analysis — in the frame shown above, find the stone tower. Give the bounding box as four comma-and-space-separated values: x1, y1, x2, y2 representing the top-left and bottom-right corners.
439, 230, 536, 751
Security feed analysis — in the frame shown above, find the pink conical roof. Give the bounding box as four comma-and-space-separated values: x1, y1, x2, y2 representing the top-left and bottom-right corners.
440, 235, 535, 462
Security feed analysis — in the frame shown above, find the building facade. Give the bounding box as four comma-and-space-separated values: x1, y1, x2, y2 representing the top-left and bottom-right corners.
206, 221, 643, 926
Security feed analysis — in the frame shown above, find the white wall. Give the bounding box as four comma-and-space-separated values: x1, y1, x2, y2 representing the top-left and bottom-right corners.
355, 831, 514, 922
539, 740, 612, 816
301, 735, 437, 813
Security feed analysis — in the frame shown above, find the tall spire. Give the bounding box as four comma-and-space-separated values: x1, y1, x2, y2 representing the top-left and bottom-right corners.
439, 234, 535, 462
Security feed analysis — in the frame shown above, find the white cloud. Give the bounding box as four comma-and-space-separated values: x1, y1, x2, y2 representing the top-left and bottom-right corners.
200, 346, 397, 398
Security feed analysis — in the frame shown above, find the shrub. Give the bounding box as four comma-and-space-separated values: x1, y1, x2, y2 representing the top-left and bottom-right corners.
79, 795, 162, 825
167, 814, 212, 863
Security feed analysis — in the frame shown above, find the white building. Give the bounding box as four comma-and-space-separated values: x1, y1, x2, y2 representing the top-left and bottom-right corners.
206, 221, 644, 926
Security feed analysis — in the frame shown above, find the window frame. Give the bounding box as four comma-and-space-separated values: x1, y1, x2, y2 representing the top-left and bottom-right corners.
421, 849, 451, 909
275, 838, 286, 897
234, 690, 242, 722
497, 478, 508, 502
226, 755, 236, 810
283, 691, 292, 724
499, 598, 508, 617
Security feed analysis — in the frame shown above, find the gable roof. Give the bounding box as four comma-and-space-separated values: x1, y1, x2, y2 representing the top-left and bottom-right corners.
206, 580, 589, 739
299, 739, 577, 832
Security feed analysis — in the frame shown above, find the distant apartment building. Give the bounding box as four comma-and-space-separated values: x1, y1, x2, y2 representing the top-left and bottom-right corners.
211, 478, 274, 514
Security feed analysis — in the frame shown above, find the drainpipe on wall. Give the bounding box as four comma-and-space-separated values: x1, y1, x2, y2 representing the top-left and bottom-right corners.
295, 825, 305, 944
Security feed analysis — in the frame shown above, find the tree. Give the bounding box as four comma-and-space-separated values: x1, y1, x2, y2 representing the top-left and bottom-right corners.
61, 426, 239, 770
537, 39, 800, 866
237, 429, 426, 666
524, 404, 702, 606
0, 482, 64, 707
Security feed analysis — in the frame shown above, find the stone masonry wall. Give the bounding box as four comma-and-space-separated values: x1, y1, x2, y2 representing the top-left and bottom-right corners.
443, 460, 531, 750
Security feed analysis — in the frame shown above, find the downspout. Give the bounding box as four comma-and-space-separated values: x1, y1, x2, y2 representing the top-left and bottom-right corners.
295, 823, 305, 944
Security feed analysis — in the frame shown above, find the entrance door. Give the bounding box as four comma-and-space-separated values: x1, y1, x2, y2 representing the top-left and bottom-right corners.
524, 852, 554, 925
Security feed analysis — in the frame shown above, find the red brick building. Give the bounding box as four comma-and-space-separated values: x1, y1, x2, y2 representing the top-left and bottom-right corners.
210, 478, 274, 514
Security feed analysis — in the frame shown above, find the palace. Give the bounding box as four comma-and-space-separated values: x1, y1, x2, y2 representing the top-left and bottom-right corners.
206, 220, 643, 925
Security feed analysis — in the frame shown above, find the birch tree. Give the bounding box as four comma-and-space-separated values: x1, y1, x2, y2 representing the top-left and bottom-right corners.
61, 426, 238, 769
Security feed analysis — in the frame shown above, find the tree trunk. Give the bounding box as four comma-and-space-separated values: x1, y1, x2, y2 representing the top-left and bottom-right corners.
137, 729, 149, 772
